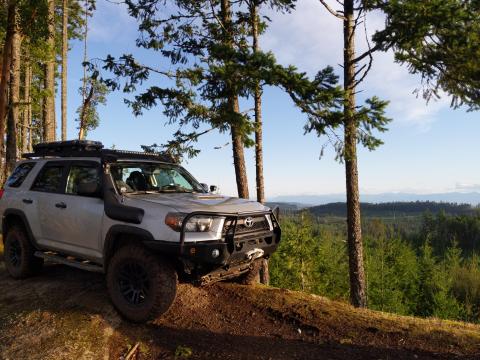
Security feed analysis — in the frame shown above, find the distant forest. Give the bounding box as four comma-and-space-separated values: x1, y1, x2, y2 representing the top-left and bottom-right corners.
270, 210, 480, 323
301, 201, 477, 218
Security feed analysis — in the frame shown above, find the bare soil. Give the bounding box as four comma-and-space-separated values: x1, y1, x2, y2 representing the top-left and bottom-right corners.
0, 254, 479, 359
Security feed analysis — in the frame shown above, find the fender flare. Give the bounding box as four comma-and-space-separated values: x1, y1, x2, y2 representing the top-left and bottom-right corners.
2, 208, 38, 248
103, 224, 155, 267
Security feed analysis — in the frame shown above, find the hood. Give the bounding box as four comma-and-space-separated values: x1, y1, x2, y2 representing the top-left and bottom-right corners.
127, 192, 270, 214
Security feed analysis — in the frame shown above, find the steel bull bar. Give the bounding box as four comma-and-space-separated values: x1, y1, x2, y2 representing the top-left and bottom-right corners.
178, 210, 281, 261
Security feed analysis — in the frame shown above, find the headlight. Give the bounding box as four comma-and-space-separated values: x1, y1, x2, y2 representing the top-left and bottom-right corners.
165, 213, 214, 232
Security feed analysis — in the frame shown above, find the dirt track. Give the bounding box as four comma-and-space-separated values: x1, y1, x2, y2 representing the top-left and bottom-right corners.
1, 260, 479, 360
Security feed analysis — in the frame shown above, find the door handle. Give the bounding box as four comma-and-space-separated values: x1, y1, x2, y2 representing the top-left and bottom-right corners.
22, 199, 33, 204
55, 202, 67, 209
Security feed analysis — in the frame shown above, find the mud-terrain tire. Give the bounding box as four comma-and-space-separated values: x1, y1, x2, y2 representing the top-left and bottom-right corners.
3, 226, 43, 279
238, 259, 262, 285
106, 244, 178, 323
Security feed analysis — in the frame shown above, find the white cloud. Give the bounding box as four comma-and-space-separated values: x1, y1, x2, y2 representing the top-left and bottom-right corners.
455, 183, 480, 192
262, 0, 450, 131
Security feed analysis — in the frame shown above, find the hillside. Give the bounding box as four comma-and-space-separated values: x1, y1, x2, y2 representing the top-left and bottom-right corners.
1, 244, 480, 359
309, 201, 477, 218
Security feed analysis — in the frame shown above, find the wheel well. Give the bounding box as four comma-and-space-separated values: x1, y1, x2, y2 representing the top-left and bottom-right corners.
3, 214, 26, 236
103, 231, 181, 273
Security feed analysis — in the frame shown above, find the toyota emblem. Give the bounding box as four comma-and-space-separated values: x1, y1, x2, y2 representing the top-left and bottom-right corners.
244, 217, 254, 228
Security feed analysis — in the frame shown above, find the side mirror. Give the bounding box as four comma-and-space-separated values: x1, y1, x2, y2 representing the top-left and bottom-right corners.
210, 185, 218, 193
200, 183, 209, 192
77, 181, 100, 197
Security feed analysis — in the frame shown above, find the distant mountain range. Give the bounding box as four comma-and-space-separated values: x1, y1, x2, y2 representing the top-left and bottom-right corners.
268, 192, 480, 207
309, 202, 476, 218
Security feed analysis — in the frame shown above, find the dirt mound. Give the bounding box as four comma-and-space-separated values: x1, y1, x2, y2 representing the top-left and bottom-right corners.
0, 259, 479, 359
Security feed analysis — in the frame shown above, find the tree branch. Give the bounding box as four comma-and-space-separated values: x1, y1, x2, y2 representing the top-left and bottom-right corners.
353, 43, 381, 64
318, 0, 346, 20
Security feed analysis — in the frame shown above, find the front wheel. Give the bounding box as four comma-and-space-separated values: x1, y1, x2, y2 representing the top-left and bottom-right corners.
4, 226, 43, 279
106, 244, 178, 323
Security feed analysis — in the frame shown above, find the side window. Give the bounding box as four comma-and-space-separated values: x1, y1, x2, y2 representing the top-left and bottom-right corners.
66, 164, 100, 196
31, 164, 65, 193
5, 162, 35, 188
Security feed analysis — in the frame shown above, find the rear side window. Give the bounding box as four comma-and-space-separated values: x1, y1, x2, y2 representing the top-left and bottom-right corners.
31, 164, 66, 193
6, 162, 35, 188
66, 164, 100, 196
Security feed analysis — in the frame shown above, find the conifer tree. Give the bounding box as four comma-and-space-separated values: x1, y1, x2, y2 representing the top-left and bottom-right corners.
43, 0, 56, 142
312, 0, 391, 308
94, 0, 341, 199
368, 0, 480, 110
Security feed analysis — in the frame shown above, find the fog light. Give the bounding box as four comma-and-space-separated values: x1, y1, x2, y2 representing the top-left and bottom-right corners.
211, 249, 220, 258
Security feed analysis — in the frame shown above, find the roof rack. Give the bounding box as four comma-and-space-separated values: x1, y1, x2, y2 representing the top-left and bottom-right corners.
23, 140, 175, 163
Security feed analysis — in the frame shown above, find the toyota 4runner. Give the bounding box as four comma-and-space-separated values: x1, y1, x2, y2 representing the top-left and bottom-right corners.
0, 140, 281, 322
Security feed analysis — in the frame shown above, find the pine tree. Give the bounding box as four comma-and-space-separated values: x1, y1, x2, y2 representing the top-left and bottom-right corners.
43, 0, 56, 142
312, 0, 391, 308
94, 0, 340, 197
0, 0, 16, 179
368, 0, 480, 110
5, 4, 21, 176
61, 0, 68, 140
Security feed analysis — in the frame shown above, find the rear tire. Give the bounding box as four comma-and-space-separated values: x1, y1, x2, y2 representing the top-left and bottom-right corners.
106, 244, 177, 323
237, 259, 262, 285
3, 226, 43, 279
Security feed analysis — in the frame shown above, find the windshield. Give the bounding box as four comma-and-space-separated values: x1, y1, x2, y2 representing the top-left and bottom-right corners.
110, 162, 205, 194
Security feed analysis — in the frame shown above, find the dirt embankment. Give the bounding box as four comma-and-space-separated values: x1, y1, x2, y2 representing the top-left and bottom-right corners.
0, 252, 479, 359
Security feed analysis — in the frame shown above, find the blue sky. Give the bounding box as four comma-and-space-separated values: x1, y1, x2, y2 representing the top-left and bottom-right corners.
58, 0, 480, 199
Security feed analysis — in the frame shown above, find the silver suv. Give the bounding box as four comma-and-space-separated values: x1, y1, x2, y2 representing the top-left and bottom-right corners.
0, 140, 281, 322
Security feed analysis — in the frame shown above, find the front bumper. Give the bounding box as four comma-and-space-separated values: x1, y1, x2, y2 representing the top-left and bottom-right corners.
144, 210, 281, 266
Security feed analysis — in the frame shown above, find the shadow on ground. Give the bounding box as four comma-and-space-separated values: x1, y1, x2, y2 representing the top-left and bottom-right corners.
0, 260, 478, 359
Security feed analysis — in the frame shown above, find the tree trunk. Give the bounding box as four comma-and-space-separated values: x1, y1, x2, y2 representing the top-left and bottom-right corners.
251, 1, 265, 204
22, 56, 32, 154
43, 0, 56, 142
0, 1, 16, 177
343, 0, 367, 308
78, 0, 88, 140
6, 10, 21, 176
26, 63, 33, 152
231, 98, 249, 199
221, 0, 250, 199
61, 0, 68, 141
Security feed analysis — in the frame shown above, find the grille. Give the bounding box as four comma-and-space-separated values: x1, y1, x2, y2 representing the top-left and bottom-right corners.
223, 216, 270, 235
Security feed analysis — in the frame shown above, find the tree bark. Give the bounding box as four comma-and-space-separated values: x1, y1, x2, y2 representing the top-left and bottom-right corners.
61, 0, 68, 141
22, 54, 32, 154
231, 102, 249, 199
6, 9, 21, 176
78, 0, 88, 140
43, 0, 56, 142
343, 0, 367, 308
0, 1, 16, 177
221, 0, 250, 199
251, 1, 265, 204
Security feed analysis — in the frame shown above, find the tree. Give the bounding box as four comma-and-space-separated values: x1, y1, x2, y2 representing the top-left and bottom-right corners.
0, 0, 16, 175
77, 73, 108, 139
95, 0, 339, 201
220, 0, 250, 199
249, 0, 264, 204
43, 0, 56, 142
312, 0, 390, 307
21, 47, 33, 153
5, 3, 21, 175
61, 0, 68, 140
368, 0, 480, 111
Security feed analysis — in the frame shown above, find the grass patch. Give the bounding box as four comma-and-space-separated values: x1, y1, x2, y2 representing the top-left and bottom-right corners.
228, 284, 480, 356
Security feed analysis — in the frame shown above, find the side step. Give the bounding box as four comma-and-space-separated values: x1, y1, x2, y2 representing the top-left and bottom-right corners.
34, 251, 104, 273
